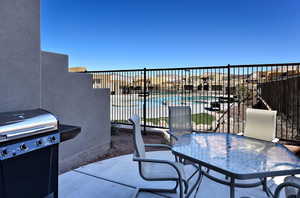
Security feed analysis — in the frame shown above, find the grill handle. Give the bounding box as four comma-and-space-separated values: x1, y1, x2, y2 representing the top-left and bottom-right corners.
3, 125, 56, 140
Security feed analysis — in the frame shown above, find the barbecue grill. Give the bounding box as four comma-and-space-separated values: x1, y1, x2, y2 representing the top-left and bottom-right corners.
0, 109, 58, 142
0, 109, 81, 198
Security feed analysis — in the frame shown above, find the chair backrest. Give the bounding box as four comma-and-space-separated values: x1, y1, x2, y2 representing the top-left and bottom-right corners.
244, 108, 277, 141
129, 115, 146, 158
168, 106, 193, 134
129, 115, 147, 176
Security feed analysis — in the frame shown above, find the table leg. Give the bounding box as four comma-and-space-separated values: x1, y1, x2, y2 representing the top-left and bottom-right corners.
230, 177, 235, 198
262, 178, 270, 197
186, 165, 203, 198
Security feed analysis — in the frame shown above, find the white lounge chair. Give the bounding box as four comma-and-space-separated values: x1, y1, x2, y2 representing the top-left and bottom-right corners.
241, 108, 278, 142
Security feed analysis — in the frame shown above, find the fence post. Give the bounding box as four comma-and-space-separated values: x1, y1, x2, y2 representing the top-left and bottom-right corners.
227, 64, 231, 133
143, 68, 147, 135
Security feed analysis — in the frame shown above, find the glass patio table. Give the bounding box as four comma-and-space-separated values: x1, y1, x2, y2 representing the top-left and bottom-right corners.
171, 132, 300, 198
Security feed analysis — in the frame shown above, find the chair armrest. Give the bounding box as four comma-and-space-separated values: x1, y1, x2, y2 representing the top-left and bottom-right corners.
270, 163, 300, 170
274, 182, 300, 198
144, 144, 172, 150
272, 138, 279, 143
132, 156, 183, 178
166, 130, 178, 141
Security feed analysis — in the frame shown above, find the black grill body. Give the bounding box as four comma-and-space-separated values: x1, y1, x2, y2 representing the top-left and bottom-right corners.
0, 143, 58, 198
0, 109, 81, 198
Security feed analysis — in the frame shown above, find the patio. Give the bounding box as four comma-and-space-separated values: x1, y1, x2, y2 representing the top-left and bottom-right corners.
59, 151, 289, 198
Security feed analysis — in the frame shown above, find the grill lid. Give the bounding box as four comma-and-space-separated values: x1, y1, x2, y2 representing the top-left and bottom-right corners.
0, 109, 58, 142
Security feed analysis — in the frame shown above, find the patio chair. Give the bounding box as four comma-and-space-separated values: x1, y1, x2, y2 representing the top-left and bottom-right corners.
164, 106, 200, 166
274, 176, 300, 198
164, 106, 193, 145
129, 115, 188, 198
241, 108, 278, 142
230, 108, 278, 184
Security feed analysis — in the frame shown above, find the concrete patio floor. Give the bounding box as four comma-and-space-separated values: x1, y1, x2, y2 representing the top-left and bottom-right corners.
59, 151, 288, 198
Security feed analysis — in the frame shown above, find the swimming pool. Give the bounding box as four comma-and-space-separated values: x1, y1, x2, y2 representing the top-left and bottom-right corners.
145, 95, 216, 105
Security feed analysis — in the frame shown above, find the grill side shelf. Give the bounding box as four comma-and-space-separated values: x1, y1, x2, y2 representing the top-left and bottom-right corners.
58, 125, 81, 142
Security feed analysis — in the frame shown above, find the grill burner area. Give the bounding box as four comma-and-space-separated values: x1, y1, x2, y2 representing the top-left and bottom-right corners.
0, 109, 81, 198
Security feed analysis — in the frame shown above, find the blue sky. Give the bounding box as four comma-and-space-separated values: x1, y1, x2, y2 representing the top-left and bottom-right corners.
41, 0, 300, 70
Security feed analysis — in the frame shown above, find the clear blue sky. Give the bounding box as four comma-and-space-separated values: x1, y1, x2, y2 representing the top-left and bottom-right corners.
41, 0, 300, 70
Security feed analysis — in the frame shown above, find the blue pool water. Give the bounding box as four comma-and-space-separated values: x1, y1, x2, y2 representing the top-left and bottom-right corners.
145, 95, 216, 105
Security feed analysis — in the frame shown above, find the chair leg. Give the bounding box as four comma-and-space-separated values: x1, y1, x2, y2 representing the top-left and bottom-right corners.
262, 178, 270, 197
186, 167, 203, 198
184, 180, 189, 194
133, 181, 179, 198
178, 177, 184, 198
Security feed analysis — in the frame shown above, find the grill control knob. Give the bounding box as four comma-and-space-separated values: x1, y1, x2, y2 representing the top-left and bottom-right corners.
20, 144, 27, 150
1, 149, 8, 156
49, 136, 56, 143
36, 139, 43, 146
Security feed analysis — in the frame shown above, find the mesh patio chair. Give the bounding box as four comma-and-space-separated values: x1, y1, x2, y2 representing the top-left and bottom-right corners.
240, 108, 278, 142
274, 176, 300, 198
164, 106, 193, 145
129, 115, 188, 198
163, 106, 200, 167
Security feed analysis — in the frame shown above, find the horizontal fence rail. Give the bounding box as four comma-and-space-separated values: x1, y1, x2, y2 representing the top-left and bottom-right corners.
86, 63, 300, 144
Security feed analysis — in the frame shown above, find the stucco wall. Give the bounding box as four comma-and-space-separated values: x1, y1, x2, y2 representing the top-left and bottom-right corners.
41, 51, 110, 172
0, 0, 110, 172
0, 0, 41, 112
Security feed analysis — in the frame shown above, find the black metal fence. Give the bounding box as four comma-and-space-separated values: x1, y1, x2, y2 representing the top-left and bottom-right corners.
259, 75, 300, 142
87, 63, 300, 144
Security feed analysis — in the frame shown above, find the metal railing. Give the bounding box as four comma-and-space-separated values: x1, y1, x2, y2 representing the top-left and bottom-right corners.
86, 63, 300, 144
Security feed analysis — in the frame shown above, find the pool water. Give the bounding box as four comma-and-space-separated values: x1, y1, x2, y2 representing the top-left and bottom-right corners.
145, 95, 216, 105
